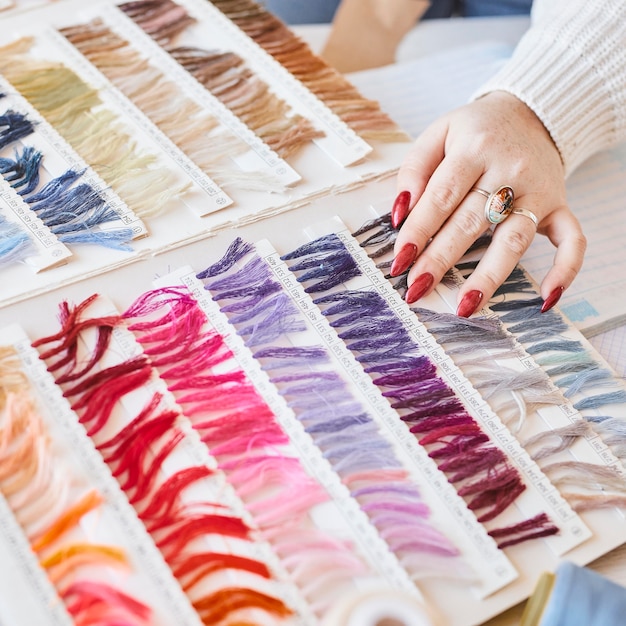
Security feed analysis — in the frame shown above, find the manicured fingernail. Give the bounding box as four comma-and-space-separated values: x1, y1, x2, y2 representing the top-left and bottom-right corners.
541, 286, 564, 313
391, 190, 411, 229
456, 290, 483, 318
405, 272, 434, 304
390, 243, 418, 277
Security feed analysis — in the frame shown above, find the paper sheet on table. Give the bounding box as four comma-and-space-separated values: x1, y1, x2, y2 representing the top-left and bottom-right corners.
348, 42, 626, 352
523, 147, 626, 337
348, 41, 513, 138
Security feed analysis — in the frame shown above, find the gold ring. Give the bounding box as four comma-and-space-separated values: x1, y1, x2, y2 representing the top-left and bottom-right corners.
511, 208, 539, 227
471, 185, 515, 224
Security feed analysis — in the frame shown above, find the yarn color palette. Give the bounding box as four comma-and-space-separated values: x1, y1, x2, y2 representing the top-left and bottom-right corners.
4, 200, 626, 624
1, 1, 626, 625
0, 0, 409, 308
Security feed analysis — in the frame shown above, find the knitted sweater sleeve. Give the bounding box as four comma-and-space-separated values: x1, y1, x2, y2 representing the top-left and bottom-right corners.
472, 0, 626, 176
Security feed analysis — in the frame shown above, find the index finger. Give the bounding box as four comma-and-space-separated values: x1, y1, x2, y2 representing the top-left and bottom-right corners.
396, 121, 449, 204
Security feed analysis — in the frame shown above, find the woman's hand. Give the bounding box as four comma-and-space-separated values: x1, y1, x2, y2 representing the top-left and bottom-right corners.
389, 90, 587, 316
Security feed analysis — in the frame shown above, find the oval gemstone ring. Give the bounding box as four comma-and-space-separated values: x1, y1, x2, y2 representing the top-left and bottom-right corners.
471, 185, 515, 225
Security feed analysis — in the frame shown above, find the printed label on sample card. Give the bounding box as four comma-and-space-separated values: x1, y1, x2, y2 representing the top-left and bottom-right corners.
0, 178, 72, 272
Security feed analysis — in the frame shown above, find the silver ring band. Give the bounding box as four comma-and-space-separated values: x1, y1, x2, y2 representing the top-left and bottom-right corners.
471, 185, 515, 225
471, 188, 490, 199
511, 208, 539, 227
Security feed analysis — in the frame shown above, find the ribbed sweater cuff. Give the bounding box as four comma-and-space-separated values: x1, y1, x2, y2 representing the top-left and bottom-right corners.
472, 4, 626, 177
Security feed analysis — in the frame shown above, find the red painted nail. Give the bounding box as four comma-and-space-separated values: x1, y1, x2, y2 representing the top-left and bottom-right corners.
390, 243, 418, 277
541, 286, 564, 313
456, 290, 483, 318
391, 190, 411, 229
405, 272, 434, 304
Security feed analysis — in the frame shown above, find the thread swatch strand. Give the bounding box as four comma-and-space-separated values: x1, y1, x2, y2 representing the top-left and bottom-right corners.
208, 0, 408, 142
122, 285, 377, 612
58, 18, 286, 192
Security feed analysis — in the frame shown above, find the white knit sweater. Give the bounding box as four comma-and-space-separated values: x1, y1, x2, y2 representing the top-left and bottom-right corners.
473, 0, 626, 176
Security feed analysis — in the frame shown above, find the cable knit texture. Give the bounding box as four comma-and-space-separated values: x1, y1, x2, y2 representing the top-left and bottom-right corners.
473, 0, 626, 176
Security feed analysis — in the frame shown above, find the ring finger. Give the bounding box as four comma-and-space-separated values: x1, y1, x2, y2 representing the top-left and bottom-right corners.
403, 183, 514, 303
